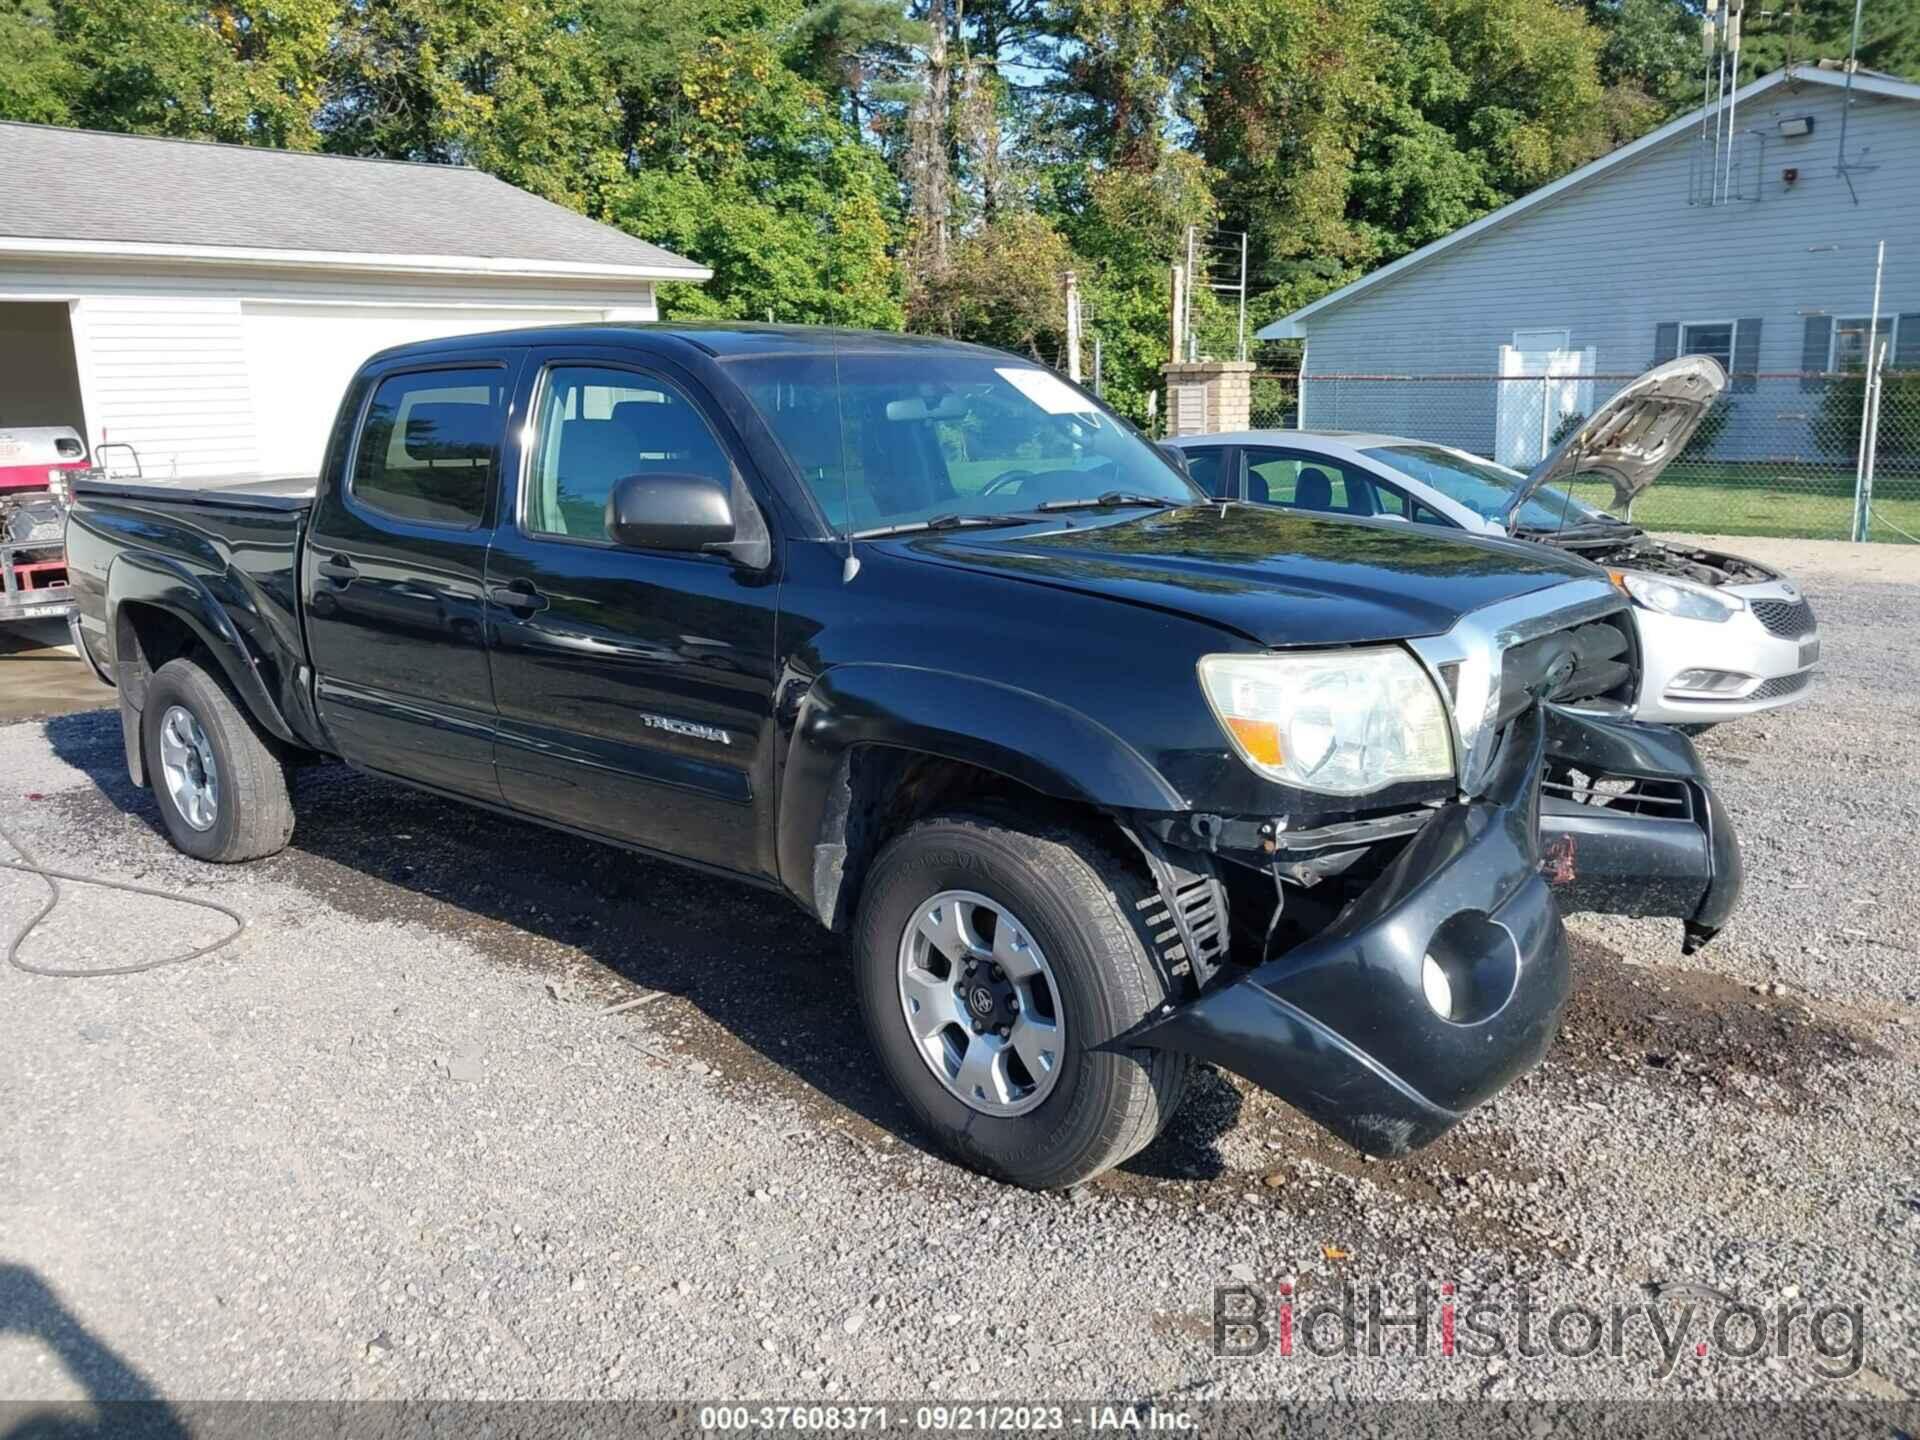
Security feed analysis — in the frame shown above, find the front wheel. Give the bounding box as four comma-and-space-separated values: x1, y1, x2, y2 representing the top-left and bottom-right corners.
142, 655, 295, 863
853, 814, 1190, 1189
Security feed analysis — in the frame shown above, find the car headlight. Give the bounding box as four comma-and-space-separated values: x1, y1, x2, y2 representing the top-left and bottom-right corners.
1617, 570, 1743, 623
1197, 647, 1455, 795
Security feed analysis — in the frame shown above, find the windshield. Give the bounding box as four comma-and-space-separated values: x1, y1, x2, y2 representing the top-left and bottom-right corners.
731, 349, 1201, 535
1364, 444, 1618, 532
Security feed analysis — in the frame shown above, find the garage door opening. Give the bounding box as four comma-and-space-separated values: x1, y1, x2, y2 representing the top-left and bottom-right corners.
242, 303, 605, 476
0, 302, 85, 432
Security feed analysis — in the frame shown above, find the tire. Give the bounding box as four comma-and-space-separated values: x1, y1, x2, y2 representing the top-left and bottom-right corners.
142, 655, 295, 863
853, 812, 1192, 1189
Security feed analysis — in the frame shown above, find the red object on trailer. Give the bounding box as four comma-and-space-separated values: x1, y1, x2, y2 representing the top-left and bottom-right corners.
0, 425, 89, 624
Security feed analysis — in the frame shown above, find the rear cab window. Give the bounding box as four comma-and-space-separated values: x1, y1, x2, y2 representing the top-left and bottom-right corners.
350, 367, 509, 528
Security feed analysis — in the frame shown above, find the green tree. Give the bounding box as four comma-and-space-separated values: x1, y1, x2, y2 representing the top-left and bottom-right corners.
5, 0, 329, 145
1735, 0, 1920, 84
612, 36, 903, 327
0, 0, 79, 124
326, 0, 623, 210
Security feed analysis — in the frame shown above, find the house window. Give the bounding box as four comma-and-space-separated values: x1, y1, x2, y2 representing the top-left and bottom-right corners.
1680, 321, 1736, 372
1513, 328, 1571, 353
1832, 316, 1899, 372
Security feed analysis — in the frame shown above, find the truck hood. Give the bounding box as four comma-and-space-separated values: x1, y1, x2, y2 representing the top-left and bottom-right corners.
1502, 355, 1727, 528
898, 504, 1597, 647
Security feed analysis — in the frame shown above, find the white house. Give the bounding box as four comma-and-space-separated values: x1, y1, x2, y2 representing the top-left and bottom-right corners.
0, 122, 710, 479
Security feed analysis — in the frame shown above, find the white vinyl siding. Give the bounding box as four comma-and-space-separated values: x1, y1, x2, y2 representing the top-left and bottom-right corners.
71, 295, 261, 479
1, 258, 657, 482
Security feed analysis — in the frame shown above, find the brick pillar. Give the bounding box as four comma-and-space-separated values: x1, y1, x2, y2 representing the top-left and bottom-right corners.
1162, 360, 1254, 437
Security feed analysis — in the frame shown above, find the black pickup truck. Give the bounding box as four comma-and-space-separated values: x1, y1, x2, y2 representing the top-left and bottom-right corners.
66, 325, 1740, 1188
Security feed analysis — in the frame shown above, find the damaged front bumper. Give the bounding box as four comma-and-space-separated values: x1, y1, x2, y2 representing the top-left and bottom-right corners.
1129, 704, 1741, 1157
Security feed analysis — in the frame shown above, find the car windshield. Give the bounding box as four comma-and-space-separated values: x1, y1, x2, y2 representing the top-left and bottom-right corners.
731, 349, 1201, 536
1364, 444, 1617, 531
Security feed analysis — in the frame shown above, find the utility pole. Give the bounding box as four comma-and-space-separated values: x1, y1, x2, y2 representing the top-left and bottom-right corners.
1169, 264, 1185, 367
1064, 270, 1083, 383
1237, 230, 1249, 362
1183, 225, 1197, 360
1852, 238, 1887, 542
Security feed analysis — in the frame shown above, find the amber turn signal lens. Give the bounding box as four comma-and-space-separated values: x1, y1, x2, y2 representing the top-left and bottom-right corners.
1224, 716, 1284, 768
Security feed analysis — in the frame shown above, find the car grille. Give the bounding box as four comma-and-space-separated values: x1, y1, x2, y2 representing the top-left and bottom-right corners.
1749, 670, 1813, 702
1541, 769, 1694, 820
1750, 597, 1816, 639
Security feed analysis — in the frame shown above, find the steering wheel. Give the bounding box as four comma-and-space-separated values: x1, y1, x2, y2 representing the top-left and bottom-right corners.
981, 469, 1040, 497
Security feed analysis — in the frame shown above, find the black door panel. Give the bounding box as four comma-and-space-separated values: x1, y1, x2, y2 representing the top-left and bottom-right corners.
485, 355, 781, 876
302, 356, 522, 800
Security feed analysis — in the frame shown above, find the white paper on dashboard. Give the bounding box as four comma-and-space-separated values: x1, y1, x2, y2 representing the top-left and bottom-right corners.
996, 367, 1099, 416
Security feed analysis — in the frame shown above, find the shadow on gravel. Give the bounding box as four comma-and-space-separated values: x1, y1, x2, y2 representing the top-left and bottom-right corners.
1550, 939, 1887, 1110
44, 711, 163, 832
1122, 1066, 1244, 1181
0, 1263, 186, 1437
39, 710, 1247, 1183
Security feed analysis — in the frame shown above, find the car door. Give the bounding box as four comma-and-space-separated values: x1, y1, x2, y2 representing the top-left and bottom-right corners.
483, 351, 782, 876
302, 351, 525, 801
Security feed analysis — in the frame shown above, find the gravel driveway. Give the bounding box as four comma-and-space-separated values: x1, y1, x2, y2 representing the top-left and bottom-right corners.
1, 538, 1916, 1408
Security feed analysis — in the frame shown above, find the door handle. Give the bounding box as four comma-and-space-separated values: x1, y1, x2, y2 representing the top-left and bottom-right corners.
490, 579, 550, 615
316, 554, 357, 587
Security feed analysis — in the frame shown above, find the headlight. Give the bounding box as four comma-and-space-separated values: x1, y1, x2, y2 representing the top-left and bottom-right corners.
1618, 570, 1743, 623
1197, 647, 1455, 795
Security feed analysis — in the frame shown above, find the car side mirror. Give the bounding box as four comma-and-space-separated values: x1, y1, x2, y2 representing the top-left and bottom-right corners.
1157, 444, 1192, 478
606, 471, 736, 552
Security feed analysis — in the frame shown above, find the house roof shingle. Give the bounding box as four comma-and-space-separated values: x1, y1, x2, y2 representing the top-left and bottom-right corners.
0, 122, 706, 278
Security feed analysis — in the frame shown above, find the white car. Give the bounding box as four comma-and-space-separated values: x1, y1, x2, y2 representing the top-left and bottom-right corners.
1165, 359, 1818, 728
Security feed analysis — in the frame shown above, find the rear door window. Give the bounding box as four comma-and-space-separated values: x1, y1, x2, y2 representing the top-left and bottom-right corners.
351, 368, 508, 528
1243, 448, 1391, 518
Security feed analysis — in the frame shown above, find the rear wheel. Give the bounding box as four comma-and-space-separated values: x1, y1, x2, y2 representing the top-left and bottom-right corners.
853, 813, 1190, 1189
142, 656, 294, 863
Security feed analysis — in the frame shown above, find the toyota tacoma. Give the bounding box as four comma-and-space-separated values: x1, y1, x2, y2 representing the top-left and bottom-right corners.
65, 325, 1742, 1188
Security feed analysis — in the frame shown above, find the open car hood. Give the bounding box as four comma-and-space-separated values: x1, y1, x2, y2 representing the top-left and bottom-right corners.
1501, 356, 1727, 529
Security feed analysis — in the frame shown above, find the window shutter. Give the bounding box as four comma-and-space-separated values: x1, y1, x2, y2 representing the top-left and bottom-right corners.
1732, 317, 1762, 393
1801, 315, 1833, 391
1895, 315, 1920, 370
1653, 322, 1680, 366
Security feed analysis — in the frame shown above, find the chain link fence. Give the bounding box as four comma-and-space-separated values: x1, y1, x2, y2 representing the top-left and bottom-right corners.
1245, 371, 1920, 543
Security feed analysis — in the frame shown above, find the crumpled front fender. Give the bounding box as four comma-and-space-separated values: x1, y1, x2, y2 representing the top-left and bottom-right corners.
1127, 701, 1745, 1157
1128, 705, 1568, 1157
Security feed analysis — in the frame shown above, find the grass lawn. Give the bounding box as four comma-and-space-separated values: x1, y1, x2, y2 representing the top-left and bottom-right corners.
1556, 463, 1920, 543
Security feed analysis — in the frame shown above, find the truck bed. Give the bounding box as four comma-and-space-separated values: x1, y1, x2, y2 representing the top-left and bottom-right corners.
66, 473, 321, 749
75, 471, 317, 509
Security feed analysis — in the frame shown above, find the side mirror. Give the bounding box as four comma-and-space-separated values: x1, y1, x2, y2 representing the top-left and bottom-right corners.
606, 471, 735, 552
1157, 443, 1192, 478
